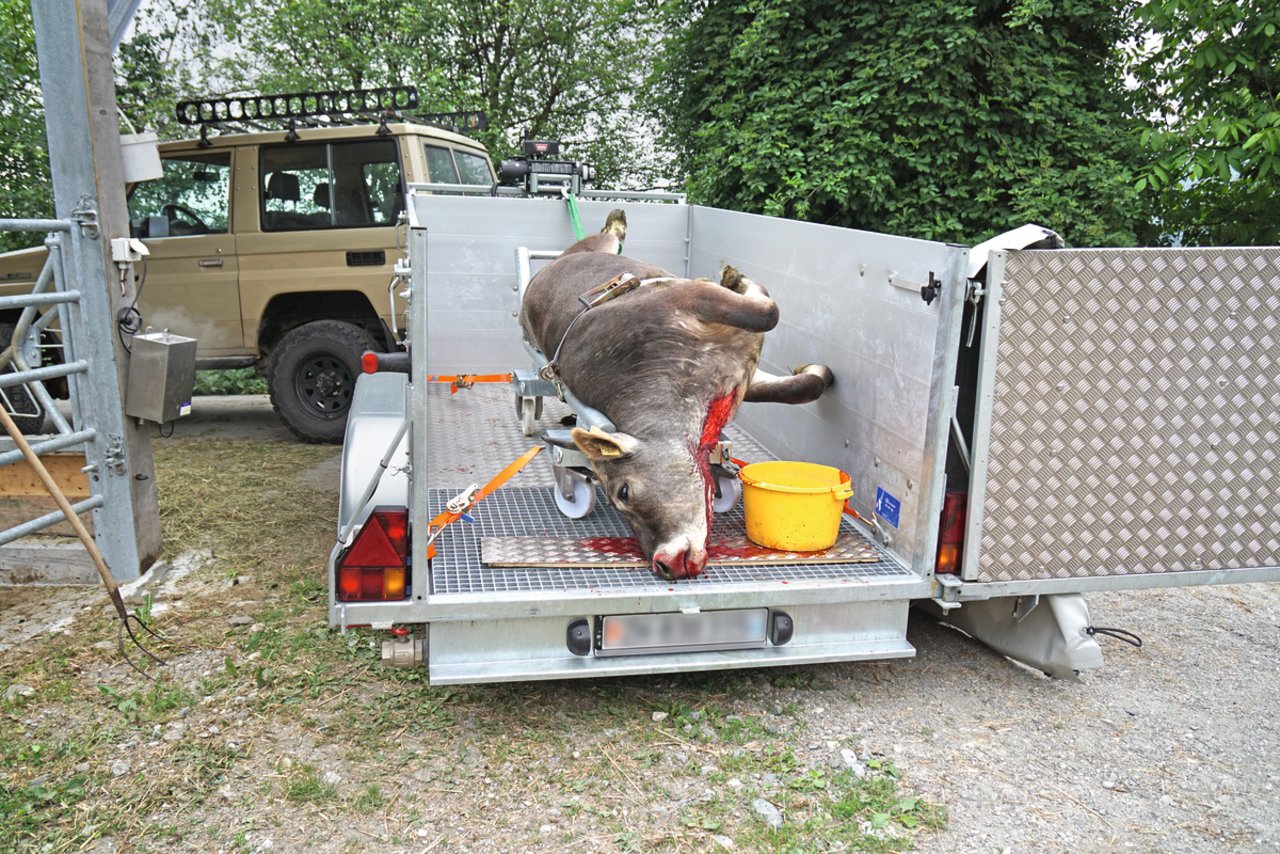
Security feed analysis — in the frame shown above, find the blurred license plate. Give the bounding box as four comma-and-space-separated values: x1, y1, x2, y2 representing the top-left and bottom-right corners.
597, 609, 768, 656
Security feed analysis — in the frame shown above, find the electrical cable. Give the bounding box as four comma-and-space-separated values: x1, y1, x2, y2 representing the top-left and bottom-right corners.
1085, 626, 1143, 648
115, 255, 148, 353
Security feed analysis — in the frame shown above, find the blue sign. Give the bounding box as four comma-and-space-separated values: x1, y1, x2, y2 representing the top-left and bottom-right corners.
874, 487, 901, 529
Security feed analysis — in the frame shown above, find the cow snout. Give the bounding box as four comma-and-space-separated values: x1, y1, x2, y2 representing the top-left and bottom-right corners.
652, 541, 708, 580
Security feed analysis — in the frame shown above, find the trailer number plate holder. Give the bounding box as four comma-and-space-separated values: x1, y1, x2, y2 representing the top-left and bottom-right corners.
597, 608, 768, 657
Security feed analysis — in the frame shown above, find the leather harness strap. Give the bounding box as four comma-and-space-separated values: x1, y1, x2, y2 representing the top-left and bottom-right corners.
542, 272, 663, 382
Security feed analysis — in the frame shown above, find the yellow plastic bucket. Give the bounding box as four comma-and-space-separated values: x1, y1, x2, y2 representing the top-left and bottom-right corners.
738, 461, 854, 552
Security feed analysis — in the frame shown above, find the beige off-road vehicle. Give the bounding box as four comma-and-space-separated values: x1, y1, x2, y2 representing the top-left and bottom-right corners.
0, 90, 494, 442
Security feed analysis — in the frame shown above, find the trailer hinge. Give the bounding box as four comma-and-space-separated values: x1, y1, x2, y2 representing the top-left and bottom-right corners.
932, 572, 963, 608
920, 271, 941, 305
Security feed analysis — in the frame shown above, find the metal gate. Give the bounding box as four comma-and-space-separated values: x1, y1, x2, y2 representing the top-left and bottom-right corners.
1, 216, 142, 581
964, 247, 1280, 583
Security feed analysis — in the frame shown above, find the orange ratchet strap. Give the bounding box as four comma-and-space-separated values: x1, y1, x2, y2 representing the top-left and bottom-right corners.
425, 445, 542, 558
425, 372, 514, 394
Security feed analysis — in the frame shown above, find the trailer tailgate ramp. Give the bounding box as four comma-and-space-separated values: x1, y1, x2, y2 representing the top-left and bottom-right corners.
965, 247, 1280, 587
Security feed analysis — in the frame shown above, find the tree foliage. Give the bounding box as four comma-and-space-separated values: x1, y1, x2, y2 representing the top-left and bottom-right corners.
652, 0, 1145, 246
1131, 0, 1280, 245
0, 0, 50, 252
170, 0, 667, 184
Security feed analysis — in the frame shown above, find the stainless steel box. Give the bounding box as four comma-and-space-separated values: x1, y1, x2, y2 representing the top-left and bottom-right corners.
125, 330, 197, 423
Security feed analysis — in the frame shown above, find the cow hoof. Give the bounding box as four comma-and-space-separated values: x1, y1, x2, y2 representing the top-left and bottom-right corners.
719, 265, 748, 294
602, 209, 627, 242
794, 364, 835, 388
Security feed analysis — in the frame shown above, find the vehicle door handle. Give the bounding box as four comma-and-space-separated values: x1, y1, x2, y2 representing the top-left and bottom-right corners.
198, 258, 224, 267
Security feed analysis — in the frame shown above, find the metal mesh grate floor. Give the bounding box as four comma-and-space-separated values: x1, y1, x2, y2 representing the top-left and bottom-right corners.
427, 490, 910, 595
421, 384, 911, 595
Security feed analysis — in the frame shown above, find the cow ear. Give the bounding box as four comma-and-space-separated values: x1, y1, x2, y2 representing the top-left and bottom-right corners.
571, 426, 639, 461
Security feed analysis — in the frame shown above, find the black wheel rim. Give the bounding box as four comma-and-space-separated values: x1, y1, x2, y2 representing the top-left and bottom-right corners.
294, 354, 354, 415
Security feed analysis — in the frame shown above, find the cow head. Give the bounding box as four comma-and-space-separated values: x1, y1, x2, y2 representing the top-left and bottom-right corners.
571, 426, 709, 580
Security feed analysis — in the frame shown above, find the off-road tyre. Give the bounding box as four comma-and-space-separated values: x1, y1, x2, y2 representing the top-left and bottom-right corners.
0, 322, 45, 436
268, 320, 374, 444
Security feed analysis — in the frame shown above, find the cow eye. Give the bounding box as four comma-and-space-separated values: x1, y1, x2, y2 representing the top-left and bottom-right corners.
617, 483, 630, 502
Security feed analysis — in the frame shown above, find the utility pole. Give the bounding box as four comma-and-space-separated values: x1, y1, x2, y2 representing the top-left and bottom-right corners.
31, 0, 162, 577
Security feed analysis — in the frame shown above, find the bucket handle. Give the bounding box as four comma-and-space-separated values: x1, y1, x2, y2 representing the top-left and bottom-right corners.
741, 479, 854, 501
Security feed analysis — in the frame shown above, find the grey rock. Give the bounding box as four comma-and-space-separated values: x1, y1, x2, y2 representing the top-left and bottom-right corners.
249, 623, 265, 634
762, 772, 779, 787
110, 760, 131, 778
652, 711, 669, 722
228, 615, 253, 627
74, 762, 91, 774
752, 798, 783, 828
712, 834, 735, 850
323, 770, 342, 785
831, 747, 867, 777
698, 722, 720, 742
5, 683, 35, 702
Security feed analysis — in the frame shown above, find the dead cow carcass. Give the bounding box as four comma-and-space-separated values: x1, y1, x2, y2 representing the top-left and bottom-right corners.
520, 210, 834, 580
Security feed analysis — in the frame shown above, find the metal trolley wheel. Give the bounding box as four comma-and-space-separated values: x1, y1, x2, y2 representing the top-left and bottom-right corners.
713, 474, 743, 513
515, 394, 544, 436
553, 470, 596, 519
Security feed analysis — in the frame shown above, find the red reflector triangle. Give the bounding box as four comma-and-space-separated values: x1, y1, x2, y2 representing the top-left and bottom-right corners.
342, 518, 403, 567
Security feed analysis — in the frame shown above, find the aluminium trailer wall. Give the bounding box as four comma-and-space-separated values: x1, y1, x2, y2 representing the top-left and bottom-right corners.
410, 195, 969, 580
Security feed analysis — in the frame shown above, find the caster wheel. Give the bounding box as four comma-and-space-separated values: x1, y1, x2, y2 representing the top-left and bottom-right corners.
713, 474, 742, 513
517, 395, 542, 436
554, 477, 596, 519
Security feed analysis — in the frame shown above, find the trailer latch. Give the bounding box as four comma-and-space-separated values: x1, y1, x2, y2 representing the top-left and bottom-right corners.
920, 272, 941, 305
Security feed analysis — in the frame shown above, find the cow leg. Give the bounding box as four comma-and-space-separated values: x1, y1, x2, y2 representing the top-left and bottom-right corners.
744, 365, 834, 404
561, 209, 627, 257
681, 266, 779, 332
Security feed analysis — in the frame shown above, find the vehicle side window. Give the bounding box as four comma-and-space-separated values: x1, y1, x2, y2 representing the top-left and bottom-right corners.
127, 153, 231, 238
424, 145, 459, 184
260, 139, 402, 231
424, 144, 494, 186
455, 151, 493, 185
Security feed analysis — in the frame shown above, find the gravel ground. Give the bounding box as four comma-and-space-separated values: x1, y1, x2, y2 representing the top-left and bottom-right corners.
2, 395, 1277, 852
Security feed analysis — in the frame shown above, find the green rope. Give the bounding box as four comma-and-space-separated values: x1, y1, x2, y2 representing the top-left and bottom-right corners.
565, 192, 585, 241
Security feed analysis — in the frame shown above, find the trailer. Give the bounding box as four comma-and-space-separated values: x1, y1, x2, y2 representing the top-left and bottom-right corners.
328, 184, 1280, 685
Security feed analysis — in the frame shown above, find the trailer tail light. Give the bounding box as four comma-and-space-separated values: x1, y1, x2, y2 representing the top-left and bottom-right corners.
935, 491, 967, 575
336, 507, 410, 601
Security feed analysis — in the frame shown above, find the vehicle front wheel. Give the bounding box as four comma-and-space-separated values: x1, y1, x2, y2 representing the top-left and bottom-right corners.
268, 320, 374, 443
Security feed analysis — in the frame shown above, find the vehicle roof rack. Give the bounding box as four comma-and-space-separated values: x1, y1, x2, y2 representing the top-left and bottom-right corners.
173, 86, 488, 146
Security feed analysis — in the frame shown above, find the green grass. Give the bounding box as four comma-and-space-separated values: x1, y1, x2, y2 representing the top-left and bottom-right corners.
0, 437, 948, 851
282, 763, 338, 803
193, 368, 267, 396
